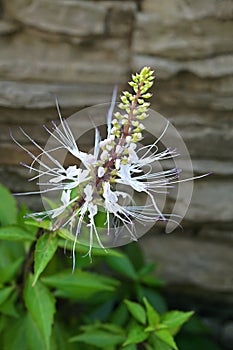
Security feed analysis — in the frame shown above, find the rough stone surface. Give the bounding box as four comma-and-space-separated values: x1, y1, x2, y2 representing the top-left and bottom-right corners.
178, 180, 233, 222
0, 81, 115, 108
134, 0, 233, 59
142, 0, 233, 20
144, 108, 233, 159
0, 32, 130, 83
134, 54, 233, 80
0, 1, 232, 344
4, 1, 136, 37
140, 234, 233, 293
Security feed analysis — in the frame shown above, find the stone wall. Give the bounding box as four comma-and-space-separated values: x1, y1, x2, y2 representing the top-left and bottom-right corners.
0, 1, 232, 347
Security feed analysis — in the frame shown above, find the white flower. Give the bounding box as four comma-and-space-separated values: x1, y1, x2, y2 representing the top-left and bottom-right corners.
49, 166, 90, 189
103, 182, 118, 213
97, 166, 105, 178
13, 67, 209, 269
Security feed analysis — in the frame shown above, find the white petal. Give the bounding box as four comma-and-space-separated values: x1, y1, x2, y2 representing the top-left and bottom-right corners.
66, 165, 78, 178
115, 158, 120, 170
61, 190, 71, 205
98, 166, 105, 178
84, 184, 93, 202
49, 175, 65, 183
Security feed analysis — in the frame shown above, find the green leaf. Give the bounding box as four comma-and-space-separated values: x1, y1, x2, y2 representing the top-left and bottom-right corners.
143, 297, 160, 328
17, 205, 38, 235
58, 238, 122, 257
70, 330, 125, 348
24, 275, 56, 350
123, 242, 145, 271
110, 302, 129, 326
138, 262, 156, 277
124, 345, 137, 350
156, 329, 178, 350
24, 219, 51, 231
101, 323, 124, 334
0, 291, 19, 318
0, 241, 24, 270
123, 324, 148, 346
105, 254, 138, 280
0, 257, 23, 284
140, 286, 168, 313
3, 314, 27, 350
25, 312, 47, 350
51, 321, 76, 350
152, 336, 172, 350
145, 344, 155, 350
33, 233, 58, 286
56, 228, 75, 242
0, 225, 35, 241
161, 310, 194, 335
0, 184, 17, 226
140, 275, 164, 288
42, 270, 118, 300
124, 300, 146, 325
87, 299, 115, 323
0, 286, 14, 305
178, 315, 209, 334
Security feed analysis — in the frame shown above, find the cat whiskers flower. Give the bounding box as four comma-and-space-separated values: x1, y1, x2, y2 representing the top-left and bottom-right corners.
13, 67, 208, 269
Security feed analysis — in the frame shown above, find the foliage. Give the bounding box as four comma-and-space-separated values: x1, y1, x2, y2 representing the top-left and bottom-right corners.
0, 184, 222, 350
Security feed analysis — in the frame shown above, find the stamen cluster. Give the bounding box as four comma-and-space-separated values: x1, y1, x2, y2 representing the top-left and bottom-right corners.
15, 67, 190, 268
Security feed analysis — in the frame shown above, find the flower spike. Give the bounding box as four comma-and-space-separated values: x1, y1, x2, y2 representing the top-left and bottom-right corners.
13, 67, 208, 268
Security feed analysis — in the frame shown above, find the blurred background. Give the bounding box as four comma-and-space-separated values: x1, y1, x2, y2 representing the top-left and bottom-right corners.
0, 1, 232, 348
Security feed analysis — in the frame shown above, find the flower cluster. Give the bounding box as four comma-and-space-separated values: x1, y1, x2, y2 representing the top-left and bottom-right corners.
14, 67, 206, 269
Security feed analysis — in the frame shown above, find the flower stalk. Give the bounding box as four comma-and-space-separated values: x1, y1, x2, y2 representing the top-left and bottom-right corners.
13, 66, 208, 269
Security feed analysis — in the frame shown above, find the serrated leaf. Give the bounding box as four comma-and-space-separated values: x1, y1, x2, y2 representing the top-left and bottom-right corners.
70, 330, 125, 347
161, 310, 194, 335
124, 300, 146, 325
0, 225, 35, 241
0, 184, 17, 226
25, 312, 47, 350
24, 275, 56, 350
0, 286, 14, 305
42, 270, 118, 300
143, 297, 160, 328
105, 254, 138, 280
33, 233, 58, 286
123, 324, 148, 346
156, 329, 178, 350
